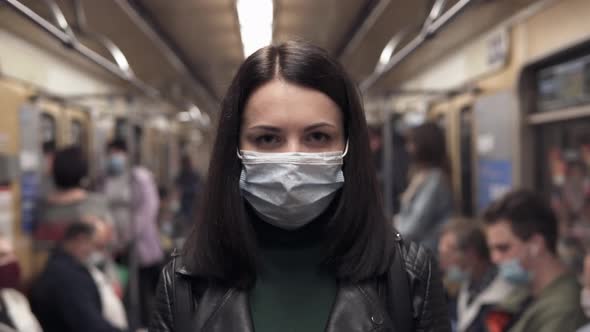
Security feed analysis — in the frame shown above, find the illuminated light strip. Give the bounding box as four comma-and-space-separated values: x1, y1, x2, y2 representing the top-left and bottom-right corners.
237, 0, 274, 58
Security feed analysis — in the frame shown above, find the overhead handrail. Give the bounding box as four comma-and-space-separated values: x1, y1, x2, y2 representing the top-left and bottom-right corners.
338, 0, 391, 60
360, 0, 474, 92
112, 0, 218, 107
72, 0, 134, 77
41, 0, 75, 40
4, 0, 159, 97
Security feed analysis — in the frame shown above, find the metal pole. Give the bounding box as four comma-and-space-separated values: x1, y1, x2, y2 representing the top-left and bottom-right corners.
126, 104, 141, 330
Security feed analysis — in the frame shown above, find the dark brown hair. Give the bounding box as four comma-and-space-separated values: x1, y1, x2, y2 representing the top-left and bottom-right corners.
407, 122, 451, 175
442, 218, 490, 261
483, 190, 558, 254
183, 41, 394, 288
53, 146, 88, 190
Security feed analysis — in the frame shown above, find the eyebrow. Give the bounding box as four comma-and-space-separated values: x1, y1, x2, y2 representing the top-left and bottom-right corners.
304, 122, 337, 132
247, 125, 281, 132
246, 122, 337, 132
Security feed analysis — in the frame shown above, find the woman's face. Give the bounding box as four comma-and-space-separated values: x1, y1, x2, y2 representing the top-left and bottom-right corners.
240, 79, 345, 153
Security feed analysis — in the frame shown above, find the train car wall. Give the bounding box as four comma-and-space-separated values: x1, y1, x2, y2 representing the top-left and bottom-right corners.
0, 80, 35, 282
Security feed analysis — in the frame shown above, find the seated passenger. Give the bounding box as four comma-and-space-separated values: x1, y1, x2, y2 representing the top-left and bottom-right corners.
440, 219, 515, 332
483, 190, 588, 332
30, 222, 124, 332
0, 235, 42, 332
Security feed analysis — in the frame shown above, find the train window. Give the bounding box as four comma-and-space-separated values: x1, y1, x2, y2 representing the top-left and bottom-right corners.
115, 118, 128, 140
70, 119, 85, 146
537, 119, 590, 270
41, 113, 57, 144
536, 54, 590, 112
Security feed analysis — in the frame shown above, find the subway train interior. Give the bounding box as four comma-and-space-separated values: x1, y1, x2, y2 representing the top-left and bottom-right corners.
1, 0, 590, 331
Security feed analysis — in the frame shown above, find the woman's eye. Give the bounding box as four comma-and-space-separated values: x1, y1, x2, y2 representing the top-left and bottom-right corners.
307, 132, 331, 143
255, 134, 281, 146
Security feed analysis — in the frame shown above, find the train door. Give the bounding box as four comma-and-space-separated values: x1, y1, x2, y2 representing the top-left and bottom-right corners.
0, 81, 32, 279
38, 101, 64, 147
40, 113, 57, 149
472, 91, 518, 213
64, 108, 90, 149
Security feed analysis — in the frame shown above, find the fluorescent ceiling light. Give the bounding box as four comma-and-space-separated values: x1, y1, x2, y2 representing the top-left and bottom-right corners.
237, 0, 273, 57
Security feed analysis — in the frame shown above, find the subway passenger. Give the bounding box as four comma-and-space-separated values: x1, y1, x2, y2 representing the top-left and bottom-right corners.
439, 219, 515, 332
394, 122, 453, 251
150, 41, 451, 332
87, 218, 128, 330
34, 146, 113, 250
483, 190, 588, 332
0, 234, 42, 332
30, 222, 124, 332
105, 139, 163, 326
438, 219, 462, 331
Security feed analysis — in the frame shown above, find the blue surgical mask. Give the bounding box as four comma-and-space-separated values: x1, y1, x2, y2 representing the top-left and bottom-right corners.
445, 265, 470, 284
498, 258, 532, 285
108, 155, 126, 175
238, 145, 347, 230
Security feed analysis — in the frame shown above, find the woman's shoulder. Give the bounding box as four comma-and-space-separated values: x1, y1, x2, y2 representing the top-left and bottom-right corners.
396, 239, 435, 282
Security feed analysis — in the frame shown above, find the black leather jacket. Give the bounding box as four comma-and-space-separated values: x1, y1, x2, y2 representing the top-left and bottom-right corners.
150, 240, 451, 332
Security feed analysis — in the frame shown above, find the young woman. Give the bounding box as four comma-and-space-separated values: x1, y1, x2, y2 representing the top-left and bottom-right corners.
395, 122, 454, 252
150, 41, 450, 332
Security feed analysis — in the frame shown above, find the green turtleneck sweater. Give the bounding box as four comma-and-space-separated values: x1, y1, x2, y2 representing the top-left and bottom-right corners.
249, 217, 338, 332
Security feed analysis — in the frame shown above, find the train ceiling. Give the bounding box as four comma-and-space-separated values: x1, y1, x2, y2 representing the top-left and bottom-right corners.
0, 0, 541, 114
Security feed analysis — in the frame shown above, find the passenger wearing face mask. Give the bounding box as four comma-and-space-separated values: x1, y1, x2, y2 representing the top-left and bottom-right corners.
439, 219, 515, 332
30, 222, 124, 332
150, 41, 450, 332
482, 190, 588, 332
105, 139, 163, 327
104, 139, 134, 256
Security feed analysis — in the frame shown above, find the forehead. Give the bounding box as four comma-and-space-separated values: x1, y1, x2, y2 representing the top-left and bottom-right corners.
486, 220, 520, 243
242, 79, 342, 126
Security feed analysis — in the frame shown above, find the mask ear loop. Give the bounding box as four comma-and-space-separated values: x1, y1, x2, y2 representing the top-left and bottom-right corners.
342, 140, 349, 157
237, 149, 243, 160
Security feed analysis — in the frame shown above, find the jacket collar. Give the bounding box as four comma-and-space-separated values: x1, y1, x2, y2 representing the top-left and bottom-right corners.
175, 260, 394, 332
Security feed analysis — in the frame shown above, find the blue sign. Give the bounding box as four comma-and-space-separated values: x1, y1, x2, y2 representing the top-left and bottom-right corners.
477, 159, 513, 213
21, 172, 39, 233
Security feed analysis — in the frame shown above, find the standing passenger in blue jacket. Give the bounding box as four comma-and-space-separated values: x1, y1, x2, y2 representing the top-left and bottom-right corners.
395, 122, 453, 252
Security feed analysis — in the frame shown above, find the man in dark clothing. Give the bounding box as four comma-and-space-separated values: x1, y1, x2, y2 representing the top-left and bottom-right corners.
175, 155, 201, 225
30, 222, 124, 332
